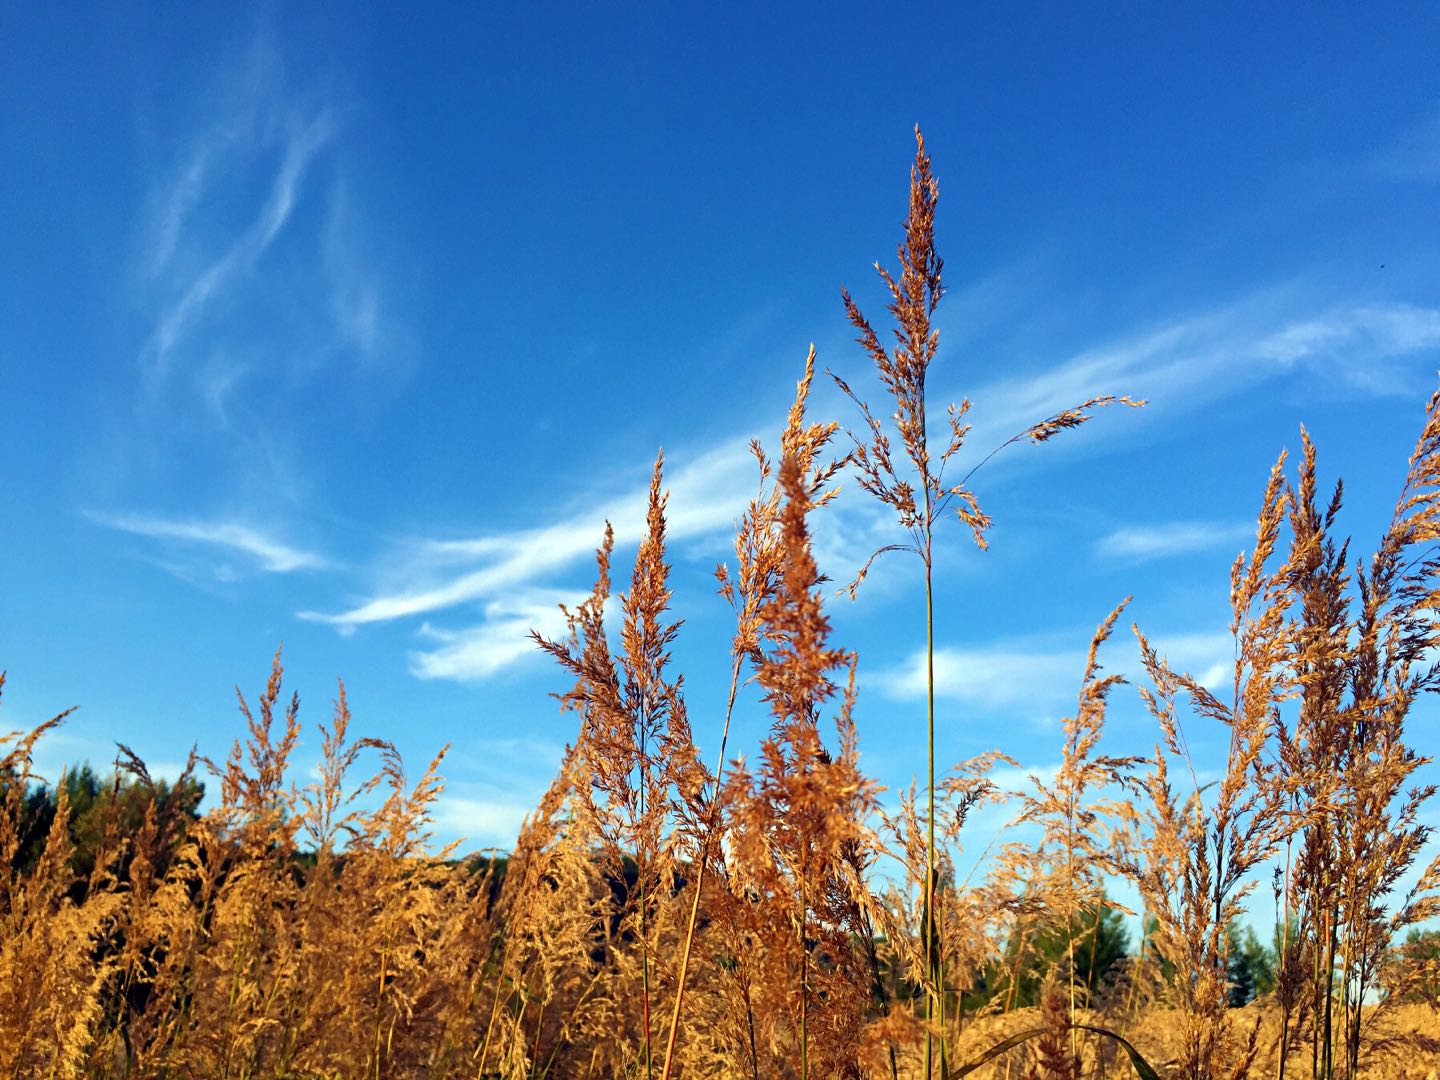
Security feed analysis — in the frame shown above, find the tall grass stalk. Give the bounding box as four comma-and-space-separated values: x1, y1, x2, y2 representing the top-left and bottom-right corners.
835, 126, 1139, 1076
660, 345, 842, 1079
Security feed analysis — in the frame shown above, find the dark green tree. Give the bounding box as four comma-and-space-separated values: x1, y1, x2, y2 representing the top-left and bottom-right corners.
4, 761, 203, 890
969, 899, 1131, 1010
1227, 921, 1277, 1006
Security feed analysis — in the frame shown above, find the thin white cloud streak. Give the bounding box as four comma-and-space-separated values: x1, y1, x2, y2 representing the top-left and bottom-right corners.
142, 113, 332, 384
1097, 521, 1256, 562
433, 736, 570, 846
1371, 108, 1440, 183
146, 140, 224, 279
304, 442, 759, 629
432, 796, 533, 849
322, 180, 389, 364
1146, 631, 1235, 693
1257, 305, 1440, 360
410, 591, 581, 682
307, 293, 1439, 681
90, 512, 329, 574
950, 301, 1440, 460
133, 35, 408, 430
875, 629, 1234, 707
876, 644, 1084, 709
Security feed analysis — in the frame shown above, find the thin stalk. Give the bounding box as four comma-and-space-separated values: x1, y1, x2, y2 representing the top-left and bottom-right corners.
861, 902, 901, 1080
1001, 898, 1034, 1080
1346, 967, 1365, 1079
1085, 902, 1103, 996
745, 976, 760, 1080
1341, 931, 1352, 1080
527, 997, 547, 1080
799, 842, 809, 1080
538, 970, 608, 1079
1277, 840, 1293, 1080
1078, 899, 1104, 1070
373, 933, 392, 1080
1067, 819, 1079, 1070
477, 972, 516, 1076
640, 909, 653, 1080
1323, 900, 1337, 1080
1311, 933, 1321, 1080
660, 652, 744, 1079
638, 729, 653, 1080
923, 531, 948, 1078
475, 955, 507, 1073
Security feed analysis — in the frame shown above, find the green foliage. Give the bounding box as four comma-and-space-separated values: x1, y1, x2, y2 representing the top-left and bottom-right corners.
1388, 927, 1440, 1003
1137, 915, 1277, 1005
4, 762, 203, 888
1226, 921, 1276, 1006
969, 899, 1130, 1009
1139, 914, 1178, 990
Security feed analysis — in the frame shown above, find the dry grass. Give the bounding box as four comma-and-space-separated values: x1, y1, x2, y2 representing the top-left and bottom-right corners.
3, 131, 1439, 1079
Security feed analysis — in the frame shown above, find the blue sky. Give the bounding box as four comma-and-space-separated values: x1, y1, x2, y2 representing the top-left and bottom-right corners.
4, 4, 1440, 874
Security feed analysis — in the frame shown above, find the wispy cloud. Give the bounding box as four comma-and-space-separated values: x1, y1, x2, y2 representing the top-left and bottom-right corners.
92, 35, 415, 599
1254, 304, 1440, 386
949, 300, 1440, 463
874, 627, 1235, 709
146, 135, 228, 280
410, 591, 581, 682
433, 796, 535, 850
304, 442, 757, 631
875, 643, 1084, 709
432, 736, 570, 847
300, 291, 1438, 684
291, 441, 763, 681
320, 177, 409, 378
134, 35, 408, 423
89, 512, 329, 575
1097, 521, 1255, 562
1371, 107, 1440, 183
1146, 631, 1235, 693
142, 112, 332, 385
